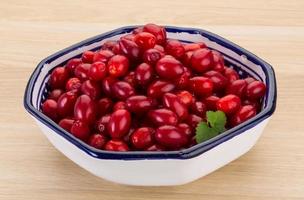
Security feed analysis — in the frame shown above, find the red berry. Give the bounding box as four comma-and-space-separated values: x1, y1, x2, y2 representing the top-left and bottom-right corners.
49, 67, 69, 89
65, 77, 82, 92
185, 114, 203, 129
184, 43, 205, 52
246, 81, 266, 99
143, 48, 164, 65
112, 81, 135, 100
113, 101, 127, 111
189, 76, 213, 97
102, 40, 117, 51
123, 71, 137, 87
74, 63, 91, 80
147, 80, 175, 98
146, 144, 165, 151
242, 99, 261, 112
135, 63, 154, 85
89, 134, 107, 149
212, 51, 225, 72
81, 80, 101, 100
148, 108, 178, 126
105, 140, 129, 151
57, 91, 78, 117
230, 105, 257, 126
74, 94, 96, 124
165, 40, 185, 58
177, 123, 193, 138
216, 94, 241, 115
176, 91, 194, 107
107, 109, 131, 138
163, 93, 188, 120
174, 70, 190, 89
143, 23, 166, 44
88, 62, 107, 81
41, 99, 58, 121
154, 44, 165, 52
244, 77, 256, 84
48, 89, 64, 101
131, 127, 155, 149
190, 49, 213, 73
204, 95, 220, 111
126, 95, 155, 114
119, 38, 141, 60
134, 32, 156, 50
66, 58, 81, 73
190, 101, 207, 117
102, 77, 116, 96
226, 79, 248, 97
156, 56, 184, 79
224, 67, 239, 83
95, 115, 110, 135
59, 118, 74, 132
81, 51, 95, 63
108, 55, 129, 77
133, 27, 144, 34
155, 125, 188, 150
122, 34, 135, 41
182, 51, 194, 67
70, 120, 90, 141
93, 50, 114, 63
97, 98, 113, 117
204, 70, 228, 91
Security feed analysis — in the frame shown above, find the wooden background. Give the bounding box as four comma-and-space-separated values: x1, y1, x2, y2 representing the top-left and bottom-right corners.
0, 0, 304, 199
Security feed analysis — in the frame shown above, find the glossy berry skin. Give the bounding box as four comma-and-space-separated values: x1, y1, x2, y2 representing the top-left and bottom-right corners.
224, 67, 239, 83
242, 99, 261, 111
147, 80, 175, 98
204, 95, 220, 111
190, 101, 206, 117
74, 94, 96, 124
204, 70, 228, 91
165, 40, 185, 58
155, 125, 188, 149
190, 49, 214, 73
113, 101, 127, 111
93, 50, 114, 63
65, 77, 81, 92
48, 89, 64, 101
156, 56, 184, 79
105, 140, 129, 151
182, 51, 194, 67
231, 105, 257, 126
148, 109, 178, 126
189, 76, 214, 97
41, 99, 58, 121
134, 32, 156, 50
66, 58, 81, 73
226, 79, 247, 97
177, 123, 193, 138
174, 70, 191, 89
81, 80, 101, 100
111, 81, 135, 100
185, 114, 202, 129
101, 40, 117, 51
108, 55, 129, 78
74, 63, 91, 80
59, 118, 74, 132
107, 109, 131, 139
143, 48, 164, 65
131, 127, 155, 149
97, 98, 113, 117
212, 51, 225, 72
88, 134, 107, 149
135, 63, 154, 85
216, 94, 241, 115
177, 90, 194, 107
70, 120, 90, 141
154, 44, 165, 52
88, 62, 107, 81
57, 91, 78, 117
246, 81, 266, 100
49, 67, 69, 89
119, 38, 141, 60
163, 93, 188, 120
123, 71, 137, 87
102, 77, 116, 97
81, 51, 94, 63
95, 115, 110, 135
126, 95, 155, 114
143, 23, 167, 44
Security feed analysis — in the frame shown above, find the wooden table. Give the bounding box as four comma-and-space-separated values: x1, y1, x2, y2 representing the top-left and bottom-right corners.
1, 0, 303, 199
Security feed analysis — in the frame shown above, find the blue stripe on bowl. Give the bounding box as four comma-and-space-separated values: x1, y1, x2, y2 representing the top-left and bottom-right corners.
23, 25, 277, 160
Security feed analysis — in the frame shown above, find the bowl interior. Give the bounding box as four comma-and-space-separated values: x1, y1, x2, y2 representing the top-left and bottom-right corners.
24, 26, 276, 160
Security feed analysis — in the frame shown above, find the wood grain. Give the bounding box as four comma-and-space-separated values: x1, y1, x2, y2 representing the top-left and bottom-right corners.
0, 0, 303, 199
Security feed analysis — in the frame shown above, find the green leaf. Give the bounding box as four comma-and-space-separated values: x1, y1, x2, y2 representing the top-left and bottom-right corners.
195, 122, 218, 143
206, 110, 227, 132
195, 110, 227, 144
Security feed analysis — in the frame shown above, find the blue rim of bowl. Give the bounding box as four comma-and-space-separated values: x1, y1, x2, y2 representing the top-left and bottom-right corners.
23, 25, 277, 160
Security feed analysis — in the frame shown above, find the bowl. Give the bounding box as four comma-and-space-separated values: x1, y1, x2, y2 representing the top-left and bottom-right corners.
24, 25, 277, 186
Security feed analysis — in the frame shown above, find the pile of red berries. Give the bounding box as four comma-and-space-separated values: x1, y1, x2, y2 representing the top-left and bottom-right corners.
41, 23, 266, 151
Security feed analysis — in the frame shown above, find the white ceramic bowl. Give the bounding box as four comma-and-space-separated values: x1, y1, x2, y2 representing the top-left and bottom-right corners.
24, 26, 277, 186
